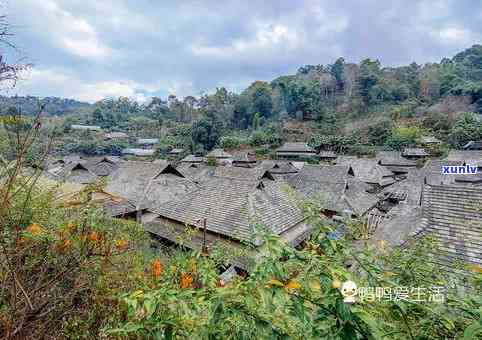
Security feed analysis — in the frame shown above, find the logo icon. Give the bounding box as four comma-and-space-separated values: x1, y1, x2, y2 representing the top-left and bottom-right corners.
340, 280, 357, 303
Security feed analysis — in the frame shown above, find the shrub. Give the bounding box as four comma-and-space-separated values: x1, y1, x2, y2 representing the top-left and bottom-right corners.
220, 135, 242, 149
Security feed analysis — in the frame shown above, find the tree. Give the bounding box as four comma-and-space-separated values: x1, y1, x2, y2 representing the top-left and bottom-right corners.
252, 112, 260, 130
448, 112, 482, 147
191, 112, 222, 150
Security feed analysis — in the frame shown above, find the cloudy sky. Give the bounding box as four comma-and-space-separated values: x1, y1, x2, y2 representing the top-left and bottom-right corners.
3, 0, 481, 103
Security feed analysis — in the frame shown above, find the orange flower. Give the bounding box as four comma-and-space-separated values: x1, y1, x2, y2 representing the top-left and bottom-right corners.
151, 259, 163, 278
26, 223, 43, 235
115, 239, 129, 251
180, 273, 193, 288
88, 231, 99, 242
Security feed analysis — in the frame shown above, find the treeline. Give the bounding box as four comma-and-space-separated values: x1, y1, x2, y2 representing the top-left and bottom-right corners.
0, 95, 92, 116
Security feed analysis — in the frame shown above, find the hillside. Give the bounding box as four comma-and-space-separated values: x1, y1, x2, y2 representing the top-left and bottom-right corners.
0, 95, 93, 116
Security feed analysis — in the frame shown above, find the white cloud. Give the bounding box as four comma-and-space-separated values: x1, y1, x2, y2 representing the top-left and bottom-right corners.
191, 23, 301, 58
430, 26, 479, 47
13, 67, 155, 103
13, 0, 112, 58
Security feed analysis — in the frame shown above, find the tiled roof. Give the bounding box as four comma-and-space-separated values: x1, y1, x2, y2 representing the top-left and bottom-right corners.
276, 142, 315, 153
259, 160, 299, 174
402, 148, 429, 157
421, 136, 442, 144
137, 138, 159, 144
213, 166, 274, 181
151, 178, 305, 243
318, 150, 337, 158
181, 154, 204, 163
337, 157, 395, 186
416, 185, 482, 269
105, 161, 197, 210
207, 148, 233, 159
447, 150, 482, 167
287, 165, 379, 216
377, 151, 417, 167
122, 148, 155, 156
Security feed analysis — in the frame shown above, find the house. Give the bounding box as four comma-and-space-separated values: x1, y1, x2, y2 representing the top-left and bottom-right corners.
71, 124, 101, 131
206, 148, 233, 164
176, 163, 214, 184
447, 150, 482, 168
420, 136, 442, 145
144, 177, 312, 269
122, 148, 155, 157
45, 161, 98, 184
104, 161, 198, 221
275, 142, 318, 161
259, 160, 299, 181
463, 141, 482, 150
137, 138, 159, 148
402, 148, 429, 159
414, 185, 482, 272
318, 150, 337, 162
104, 131, 129, 140
377, 151, 417, 175
84, 156, 121, 177
168, 148, 185, 157
180, 154, 204, 163
336, 157, 396, 188
213, 166, 274, 182
286, 164, 379, 218
232, 152, 257, 168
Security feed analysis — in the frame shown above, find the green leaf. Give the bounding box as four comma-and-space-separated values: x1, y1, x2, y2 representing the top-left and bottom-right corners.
463, 321, 482, 340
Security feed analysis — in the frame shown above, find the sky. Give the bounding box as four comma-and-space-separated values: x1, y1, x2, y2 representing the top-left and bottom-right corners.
2, 0, 482, 103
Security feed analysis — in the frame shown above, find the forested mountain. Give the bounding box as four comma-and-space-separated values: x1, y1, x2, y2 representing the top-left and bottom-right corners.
2, 45, 482, 155
0, 95, 92, 116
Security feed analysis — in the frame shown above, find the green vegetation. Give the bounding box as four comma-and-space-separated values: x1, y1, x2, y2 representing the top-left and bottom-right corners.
4, 45, 482, 156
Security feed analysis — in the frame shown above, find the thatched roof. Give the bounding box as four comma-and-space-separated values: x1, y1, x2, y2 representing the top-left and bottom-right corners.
402, 148, 429, 157
414, 185, 482, 272
150, 178, 307, 244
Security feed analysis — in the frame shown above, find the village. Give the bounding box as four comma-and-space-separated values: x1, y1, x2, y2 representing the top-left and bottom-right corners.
42, 129, 482, 277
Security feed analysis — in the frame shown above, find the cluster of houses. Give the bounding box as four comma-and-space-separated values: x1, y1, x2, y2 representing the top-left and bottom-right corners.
42, 140, 482, 276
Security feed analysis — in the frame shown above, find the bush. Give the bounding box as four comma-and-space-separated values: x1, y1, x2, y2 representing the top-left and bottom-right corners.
384, 125, 423, 150
220, 135, 242, 149
448, 112, 482, 148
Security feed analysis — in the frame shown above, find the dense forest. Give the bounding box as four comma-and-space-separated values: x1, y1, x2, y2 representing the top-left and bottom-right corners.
2, 45, 482, 158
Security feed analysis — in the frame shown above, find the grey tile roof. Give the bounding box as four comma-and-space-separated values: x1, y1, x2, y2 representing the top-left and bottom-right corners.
416, 185, 482, 269
447, 150, 482, 167
137, 138, 159, 145
337, 157, 395, 186
376, 151, 417, 167
105, 161, 197, 210
276, 142, 315, 153
151, 178, 306, 243
71, 124, 101, 131
421, 136, 442, 144
181, 154, 204, 163
233, 152, 257, 163
104, 132, 128, 139
168, 148, 184, 154
318, 150, 337, 158
402, 148, 429, 157
463, 141, 482, 150
46, 161, 98, 184
213, 166, 274, 181
259, 160, 299, 174
207, 148, 233, 159
122, 148, 155, 156
287, 165, 379, 216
